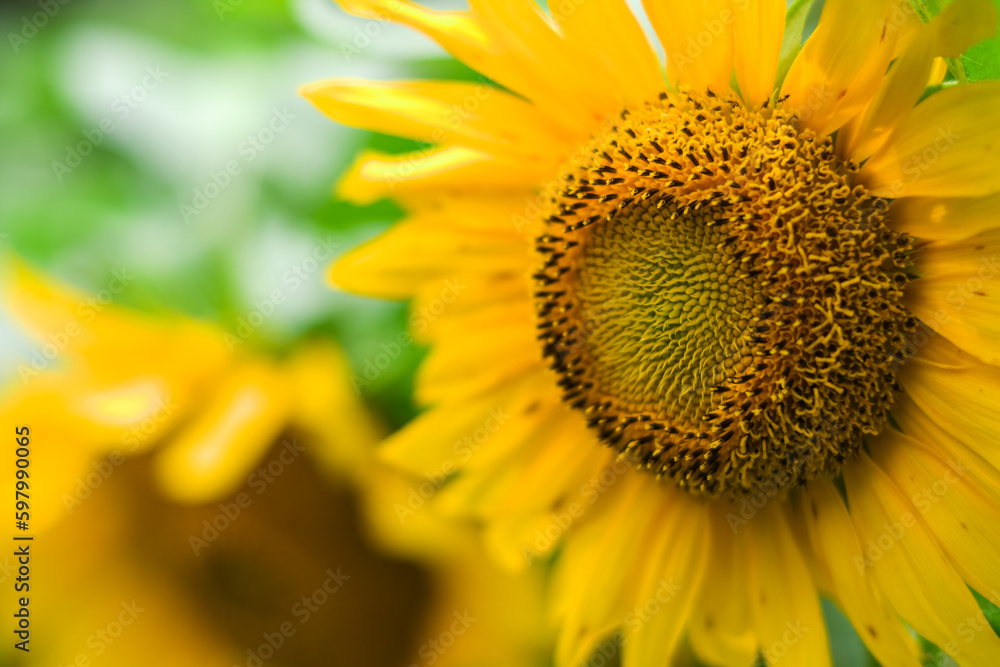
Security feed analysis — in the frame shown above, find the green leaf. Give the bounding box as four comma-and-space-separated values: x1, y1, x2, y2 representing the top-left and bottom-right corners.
775, 0, 824, 90
962, 0, 1000, 82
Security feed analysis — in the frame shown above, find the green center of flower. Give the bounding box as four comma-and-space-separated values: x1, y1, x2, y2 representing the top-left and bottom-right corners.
534, 89, 914, 500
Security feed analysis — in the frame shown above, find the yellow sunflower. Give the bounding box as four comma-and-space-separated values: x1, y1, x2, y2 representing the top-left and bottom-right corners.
0, 256, 382, 521
304, 0, 1000, 664
1, 258, 552, 667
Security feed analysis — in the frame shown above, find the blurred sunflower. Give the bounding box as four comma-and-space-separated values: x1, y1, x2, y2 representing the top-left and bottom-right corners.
304, 0, 1000, 665
0, 256, 379, 521
0, 258, 552, 667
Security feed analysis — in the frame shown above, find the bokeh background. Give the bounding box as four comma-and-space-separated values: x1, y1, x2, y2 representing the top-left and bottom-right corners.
1, 0, 999, 665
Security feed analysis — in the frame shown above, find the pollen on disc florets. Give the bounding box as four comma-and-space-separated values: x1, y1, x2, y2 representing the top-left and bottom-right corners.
533, 89, 914, 501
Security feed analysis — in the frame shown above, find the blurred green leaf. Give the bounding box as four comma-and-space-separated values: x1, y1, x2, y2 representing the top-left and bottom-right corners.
962, 0, 1000, 82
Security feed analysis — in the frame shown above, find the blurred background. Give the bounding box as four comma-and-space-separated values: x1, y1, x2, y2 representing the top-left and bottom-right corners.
1, 0, 998, 665
0, 1, 555, 665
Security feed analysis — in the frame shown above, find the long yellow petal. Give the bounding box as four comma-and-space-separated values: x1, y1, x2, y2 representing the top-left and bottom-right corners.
859, 81, 1000, 198
482, 448, 615, 572
553, 478, 654, 667
871, 427, 1000, 605
688, 507, 759, 667
733, 0, 785, 107
907, 230, 1000, 365
301, 79, 573, 163
622, 497, 710, 667
780, 0, 905, 136
329, 215, 530, 299
154, 360, 291, 504
841, 0, 997, 161
845, 453, 1000, 666
889, 191, 1000, 242
336, 146, 536, 207
643, 0, 734, 93
284, 341, 383, 483
551, 0, 663, 107
333, 0, 628, 138
746, 504, 831, 667
802, 480, 922, 667
417, 311, 540, 404
898, 337, 1000, 473
379, 370, 554, 478
892, 392, 1000, 503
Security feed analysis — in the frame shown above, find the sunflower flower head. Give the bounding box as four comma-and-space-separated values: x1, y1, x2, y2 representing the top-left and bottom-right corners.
306, 0, 1000, 665
535, 88, 914, 498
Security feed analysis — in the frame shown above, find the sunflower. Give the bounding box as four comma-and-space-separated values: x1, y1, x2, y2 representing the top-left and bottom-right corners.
1, 258, 553, 667
0, 256, 380, 518
304, 0, 1000, 664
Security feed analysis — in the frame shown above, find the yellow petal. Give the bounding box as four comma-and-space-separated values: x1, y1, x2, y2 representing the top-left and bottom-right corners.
892, 392, 1000, 503
781, 0, 905, 136
284, 340, 384, 484
643, 0, 734, 93
898, 336, 1000, 474
688, 508, 759, 667
859, 81, 1000, 198
906, 229, 1000, 364
379, 370, 555, 479
301, 79, 572, 163
746, 504, 831, 667
412, 271, 531, 345
802, 480, 922, 667
733, 0, 785, 106
928, 57, 949, 85
0, 403, 97, 534
842, 0, 997, 161
333, 0, 622, 138
3, 256, 159, 362
839, 25, 934, 161
554, 478, 658, 667
437, 407, 606, 520
416, 302, 539, 404
551, 0, 663, 107
844, 453, 1000, 666
155, 360, 291, 504
330, 215, 530, 299
622, 496, 710, 667
889, 190, 1000, 241
870, 427, 1000, 606
336, 146, 536, 207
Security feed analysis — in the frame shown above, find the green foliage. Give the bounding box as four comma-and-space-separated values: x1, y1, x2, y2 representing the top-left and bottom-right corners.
962, 0, 1000, 81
